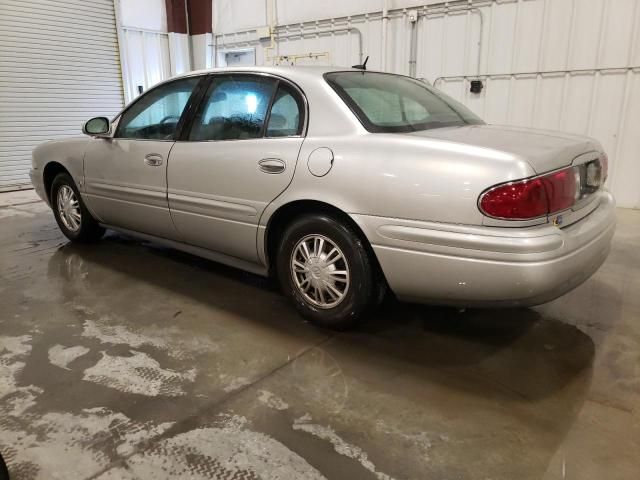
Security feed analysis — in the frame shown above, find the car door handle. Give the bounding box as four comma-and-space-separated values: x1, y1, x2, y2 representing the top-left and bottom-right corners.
144, 153, 163, 166
258, 158, 285, 174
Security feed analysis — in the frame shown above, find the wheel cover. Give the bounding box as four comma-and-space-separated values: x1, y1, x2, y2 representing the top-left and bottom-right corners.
290, 234, 350, 309
56, 185, 81, 232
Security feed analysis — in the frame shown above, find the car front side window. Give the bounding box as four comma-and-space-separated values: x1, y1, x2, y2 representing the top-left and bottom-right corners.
115, 77, 201, 140
188, 75, 277, 141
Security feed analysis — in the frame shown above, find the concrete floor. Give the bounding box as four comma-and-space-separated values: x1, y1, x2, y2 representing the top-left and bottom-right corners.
0, 189, 638, 480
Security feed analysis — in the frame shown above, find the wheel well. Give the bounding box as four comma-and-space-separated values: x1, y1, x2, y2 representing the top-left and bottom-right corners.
43, 162, 70, 203
265, 200, 385, 282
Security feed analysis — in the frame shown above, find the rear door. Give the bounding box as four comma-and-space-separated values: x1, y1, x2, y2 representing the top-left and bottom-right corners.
83, 76, 203, 240
167, 73, 306, 262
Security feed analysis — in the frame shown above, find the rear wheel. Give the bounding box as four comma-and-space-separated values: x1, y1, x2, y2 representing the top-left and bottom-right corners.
277, 214, 376, 329
51, 173, 104, 242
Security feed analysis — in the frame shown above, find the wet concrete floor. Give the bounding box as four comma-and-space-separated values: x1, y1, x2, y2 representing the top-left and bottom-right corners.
0, 190, 638, 479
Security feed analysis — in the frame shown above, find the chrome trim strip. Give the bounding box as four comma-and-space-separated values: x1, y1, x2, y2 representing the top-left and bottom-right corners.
377, 224, 563, 254
168, 192, 258, 217
87, 181, 166, 197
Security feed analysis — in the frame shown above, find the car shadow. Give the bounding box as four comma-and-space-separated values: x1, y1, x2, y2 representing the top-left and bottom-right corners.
47, 231, 596, 407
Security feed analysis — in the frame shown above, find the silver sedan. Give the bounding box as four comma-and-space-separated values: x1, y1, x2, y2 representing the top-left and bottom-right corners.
30, 66, 616, 329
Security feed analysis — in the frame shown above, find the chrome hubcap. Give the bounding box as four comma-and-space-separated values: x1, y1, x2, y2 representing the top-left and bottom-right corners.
56, 185, 81, 232
291, 234, 350, 309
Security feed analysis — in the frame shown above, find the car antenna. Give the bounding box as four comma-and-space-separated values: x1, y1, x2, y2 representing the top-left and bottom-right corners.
352, 56, 369, 70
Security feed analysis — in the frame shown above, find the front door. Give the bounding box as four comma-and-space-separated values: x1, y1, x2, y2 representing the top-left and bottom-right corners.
167, 74, 306, 262
83, 76, 202, 240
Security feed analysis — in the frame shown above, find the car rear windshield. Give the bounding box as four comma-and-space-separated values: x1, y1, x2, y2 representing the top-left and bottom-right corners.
325, 71, 484, 133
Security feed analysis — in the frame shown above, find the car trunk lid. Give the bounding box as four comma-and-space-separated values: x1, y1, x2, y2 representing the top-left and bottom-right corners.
407, 124, 602, 174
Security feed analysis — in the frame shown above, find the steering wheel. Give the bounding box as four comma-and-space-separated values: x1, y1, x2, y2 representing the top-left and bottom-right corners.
160, 115, 180, 124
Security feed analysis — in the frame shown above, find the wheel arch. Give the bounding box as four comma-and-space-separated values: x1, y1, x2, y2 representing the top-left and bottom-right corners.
43, 162, 72, 204
263, 199, 387, 284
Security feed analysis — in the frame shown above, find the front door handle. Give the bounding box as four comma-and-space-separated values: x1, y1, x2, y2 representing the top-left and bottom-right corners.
259, 158, 285, 174
144, 153, 163, 166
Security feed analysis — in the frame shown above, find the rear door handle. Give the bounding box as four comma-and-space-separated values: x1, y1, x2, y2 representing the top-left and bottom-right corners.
259, 158, 285, 174
144, 153, 163, 166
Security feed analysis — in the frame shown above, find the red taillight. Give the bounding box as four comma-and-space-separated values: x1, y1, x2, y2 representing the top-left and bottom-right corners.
540, 169, 577, 213
479, 178, 548, 219
480, 167, 578, 220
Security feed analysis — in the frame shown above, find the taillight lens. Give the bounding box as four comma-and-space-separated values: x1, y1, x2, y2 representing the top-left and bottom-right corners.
480, 167, 578, 220
540, 169, 577, 213
479, 178, 548, 219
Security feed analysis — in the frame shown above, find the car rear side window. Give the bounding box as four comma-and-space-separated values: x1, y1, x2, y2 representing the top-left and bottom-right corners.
265, 84, 304, 137
188, 75, 277, 141
325, 71, 484, 133
115, 77, 200, 140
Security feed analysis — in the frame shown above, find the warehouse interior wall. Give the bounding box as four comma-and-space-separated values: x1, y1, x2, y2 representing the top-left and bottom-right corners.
118, 0, 212, 103
119, 0, 639, 208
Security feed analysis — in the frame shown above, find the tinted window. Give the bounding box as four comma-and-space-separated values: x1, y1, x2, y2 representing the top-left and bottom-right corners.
325, 72, 484, 133
116, 77, 200, 140
189, 75, 277, 141
266, 84, 303, 137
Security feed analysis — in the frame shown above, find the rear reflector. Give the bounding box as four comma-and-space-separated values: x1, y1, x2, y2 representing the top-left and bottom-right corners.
480, 166, 580, 220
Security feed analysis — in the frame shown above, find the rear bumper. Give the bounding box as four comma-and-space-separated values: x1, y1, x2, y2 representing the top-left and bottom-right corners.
353, 191, 616, 307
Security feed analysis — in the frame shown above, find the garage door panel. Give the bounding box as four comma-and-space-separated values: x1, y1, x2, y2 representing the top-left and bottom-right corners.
0, 17, 117, 37
1, 3, 116, 24
1, 28, 120, 49
1, 0, 118, 18
0, 41, 121, 59
0, 0, 124, 191
1, 54, 121, 69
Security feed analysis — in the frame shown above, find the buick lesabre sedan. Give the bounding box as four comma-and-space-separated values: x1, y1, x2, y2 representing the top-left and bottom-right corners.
31, 66, 616, 329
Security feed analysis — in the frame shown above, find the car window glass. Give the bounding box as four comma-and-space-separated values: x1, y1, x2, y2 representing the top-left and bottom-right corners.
344, 88, 403, 124
189, 75, 276, 141
266, 85, 303, 137
402, 96, 430, 123
325, 72, 483, 133
345, 87, 435, 127
116, 77, 200, 140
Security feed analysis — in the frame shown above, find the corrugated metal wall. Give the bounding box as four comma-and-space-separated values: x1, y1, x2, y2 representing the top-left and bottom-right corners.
214, 0, 640, 208
0, 0, 125, 191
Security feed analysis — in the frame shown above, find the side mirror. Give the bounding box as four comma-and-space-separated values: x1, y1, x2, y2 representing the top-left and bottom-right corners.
82, 117, 111, 137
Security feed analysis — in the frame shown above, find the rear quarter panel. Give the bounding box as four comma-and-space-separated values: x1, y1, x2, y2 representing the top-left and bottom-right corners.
258, 133, 535, 264
264, 133, 535, 223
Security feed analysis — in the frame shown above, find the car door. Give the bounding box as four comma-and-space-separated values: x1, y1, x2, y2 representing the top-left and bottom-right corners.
167, 73, 307, 262
83, 75, 203, 240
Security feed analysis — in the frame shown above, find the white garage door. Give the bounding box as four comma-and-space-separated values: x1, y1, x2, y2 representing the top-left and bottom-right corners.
0, 0, 124, 191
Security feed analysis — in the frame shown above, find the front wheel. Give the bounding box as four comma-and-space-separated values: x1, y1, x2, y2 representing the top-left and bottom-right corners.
277, 214, 376, 330
51, 173, 104, 242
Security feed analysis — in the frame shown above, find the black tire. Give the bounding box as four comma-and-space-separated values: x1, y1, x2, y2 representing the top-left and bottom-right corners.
277, 213, 377, 330
0, 451, 8, 480
51, 172, 105, 242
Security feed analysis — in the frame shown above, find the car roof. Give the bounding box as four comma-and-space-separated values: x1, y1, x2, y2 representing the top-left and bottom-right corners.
176, 65, 387, 86
185, 65, 352, 77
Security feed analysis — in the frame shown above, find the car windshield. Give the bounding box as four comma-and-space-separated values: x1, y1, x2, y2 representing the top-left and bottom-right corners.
325, 71, 484, 133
